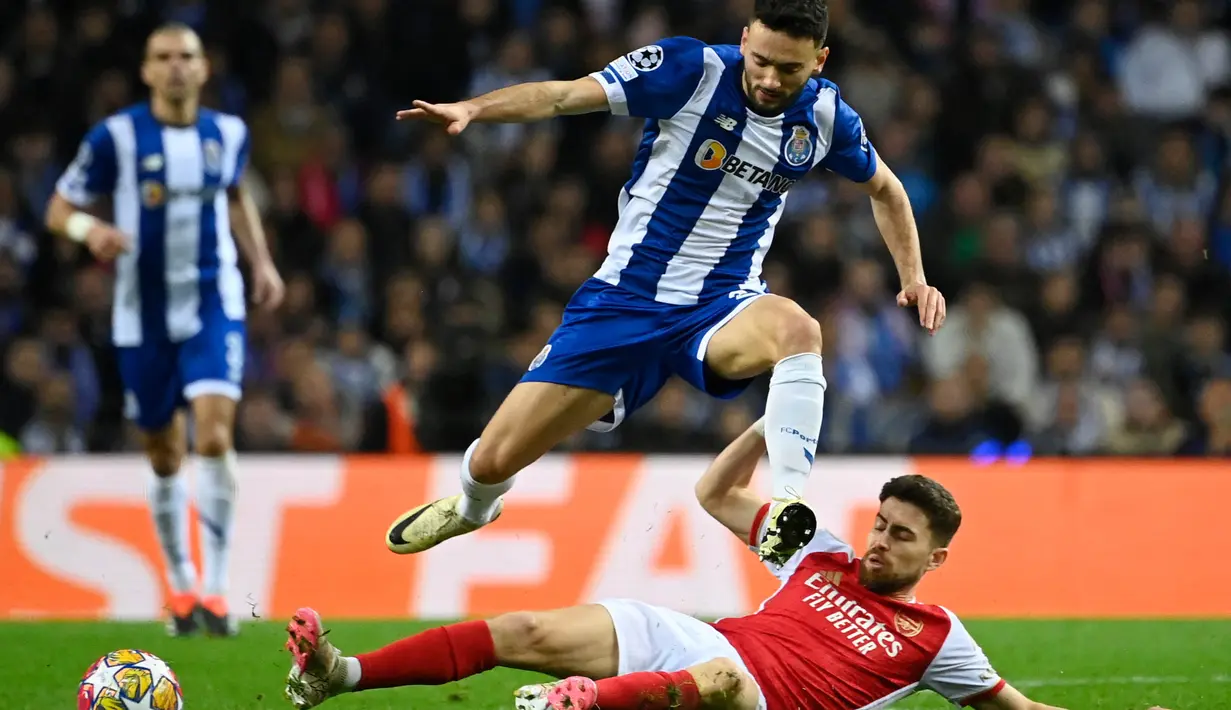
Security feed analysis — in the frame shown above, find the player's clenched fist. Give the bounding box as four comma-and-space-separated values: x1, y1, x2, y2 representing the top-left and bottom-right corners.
251, 260, 286, 311
85, 222, 130, 261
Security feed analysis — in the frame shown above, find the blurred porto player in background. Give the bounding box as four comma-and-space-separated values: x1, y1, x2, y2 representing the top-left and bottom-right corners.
45, 22, 284, 637
388, 0, 946, 567
281, 419, 1103, 710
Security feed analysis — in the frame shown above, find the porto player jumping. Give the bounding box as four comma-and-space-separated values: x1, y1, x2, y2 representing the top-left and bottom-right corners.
282, 420, 1107, 710
386, 0, 946, 569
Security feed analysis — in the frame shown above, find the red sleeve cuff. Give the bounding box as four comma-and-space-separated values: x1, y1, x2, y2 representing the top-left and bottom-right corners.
960, 679, 1005, 706
747, 503, 772, 547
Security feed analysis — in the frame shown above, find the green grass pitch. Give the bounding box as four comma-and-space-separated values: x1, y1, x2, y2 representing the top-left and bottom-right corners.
5, 619, 1228, 709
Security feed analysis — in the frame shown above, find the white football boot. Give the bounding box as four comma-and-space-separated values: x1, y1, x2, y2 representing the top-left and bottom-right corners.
386, 493, 503, 554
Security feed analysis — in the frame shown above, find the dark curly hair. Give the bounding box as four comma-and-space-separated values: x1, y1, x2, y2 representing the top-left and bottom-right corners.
879, 475, 962, 546
753, 0, 830, 45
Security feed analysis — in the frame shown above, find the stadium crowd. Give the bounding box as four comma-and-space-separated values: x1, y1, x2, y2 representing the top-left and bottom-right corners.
1, 0, 1230, 457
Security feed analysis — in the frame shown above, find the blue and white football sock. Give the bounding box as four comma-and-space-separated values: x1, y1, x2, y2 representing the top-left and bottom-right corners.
147, 470, 198, 594
764, 353, 826, 500
457, 438, 515, 525
196, 451, 238, 599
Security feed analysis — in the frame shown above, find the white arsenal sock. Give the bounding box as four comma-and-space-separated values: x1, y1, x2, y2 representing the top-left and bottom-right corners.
763, 353, 826, 500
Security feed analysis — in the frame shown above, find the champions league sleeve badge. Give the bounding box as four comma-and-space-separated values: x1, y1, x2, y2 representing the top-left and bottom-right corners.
626, 45, 664, 72
784, 125, 813, 167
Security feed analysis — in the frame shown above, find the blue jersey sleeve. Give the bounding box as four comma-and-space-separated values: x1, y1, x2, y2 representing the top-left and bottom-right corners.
55, 121, 118, 206
818, 89, 878, 183
211, 112, 251, 188
587, 36, 707, 120
233, 125, 251, 186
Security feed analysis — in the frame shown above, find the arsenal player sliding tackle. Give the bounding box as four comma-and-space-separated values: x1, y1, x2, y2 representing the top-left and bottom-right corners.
282, 419, 1149, 710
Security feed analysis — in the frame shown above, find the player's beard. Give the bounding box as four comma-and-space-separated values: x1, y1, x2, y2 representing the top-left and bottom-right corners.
741, 72, 796, 113
858, 565, 924, 597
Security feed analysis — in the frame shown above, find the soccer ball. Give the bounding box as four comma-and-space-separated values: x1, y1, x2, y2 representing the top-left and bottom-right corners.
78, 649, 183, 710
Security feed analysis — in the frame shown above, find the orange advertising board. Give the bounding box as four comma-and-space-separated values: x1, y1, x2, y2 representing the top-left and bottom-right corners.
0, 455, 1226, 621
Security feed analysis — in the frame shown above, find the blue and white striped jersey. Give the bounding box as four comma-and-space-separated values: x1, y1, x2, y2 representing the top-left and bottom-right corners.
55, 103, 250, 347
589, 36, 877, 305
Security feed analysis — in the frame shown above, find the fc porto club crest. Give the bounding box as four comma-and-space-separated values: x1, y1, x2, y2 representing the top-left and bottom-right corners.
784, 125, 813, 167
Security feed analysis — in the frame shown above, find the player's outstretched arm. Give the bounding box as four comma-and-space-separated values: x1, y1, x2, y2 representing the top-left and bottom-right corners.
694, 418, 769, 543
395, 77, 609, 135
854, 161, 945, 334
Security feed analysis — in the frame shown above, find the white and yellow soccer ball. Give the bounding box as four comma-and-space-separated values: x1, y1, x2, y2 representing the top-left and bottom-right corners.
78, 649, 184, 710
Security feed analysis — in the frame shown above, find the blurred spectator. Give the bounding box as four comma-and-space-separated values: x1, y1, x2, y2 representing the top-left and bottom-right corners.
287, 362, 359, 452
975, 210, 1037, 311
909, 376, 985, 454
1028, 270, 1086, 352
1177, 377, 1231, 456
827, 259, 916, 450
0, 252, 28, 338
0, 169, 37, 271
1135, 130, 1217, 235
326, 324, 397, 410
20, 372, 85, 454
1088, 305, 1144, 386
403, 131, 472, 230
1061, 133, 1113, 246
922, 280, 1038, 414
1025, 336, 1120, 455
1010, 97, 1067, 188
620, 379, 725, 453
39, 305, 100, 427
250, 56, 332, 177
1104, 378, 1188, 455
320, 219, 373, 325
0, 338, 46, 441
1118, 0, 1229, 122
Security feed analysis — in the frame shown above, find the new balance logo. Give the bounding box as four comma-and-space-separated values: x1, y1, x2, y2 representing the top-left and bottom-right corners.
714, 114, 738, 131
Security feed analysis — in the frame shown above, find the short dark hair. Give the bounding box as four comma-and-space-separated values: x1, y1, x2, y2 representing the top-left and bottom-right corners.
753, 0, 830, 45
152, 21, 196, 36
879, 475, 962, 546
145, 21, 200, 58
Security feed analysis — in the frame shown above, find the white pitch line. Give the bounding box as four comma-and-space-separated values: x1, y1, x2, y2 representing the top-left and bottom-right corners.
886, 676, 1230, 708
1014, 675, 1231, 689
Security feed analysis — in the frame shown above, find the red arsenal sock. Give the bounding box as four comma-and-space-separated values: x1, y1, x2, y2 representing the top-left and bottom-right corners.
355, 620, 496, 690
595, 670, 702, 709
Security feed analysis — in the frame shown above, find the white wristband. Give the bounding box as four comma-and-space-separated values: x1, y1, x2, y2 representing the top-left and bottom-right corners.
752, 416, 766, 438
65, 212, 98, 243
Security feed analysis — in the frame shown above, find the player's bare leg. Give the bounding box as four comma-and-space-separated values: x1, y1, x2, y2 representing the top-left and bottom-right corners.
386, 382, 615, 554
284, 604, 619, 708
139, 412, 199, 637
705, 295, 824, 565
189, 392, 240, 637
515, 657, 759, 710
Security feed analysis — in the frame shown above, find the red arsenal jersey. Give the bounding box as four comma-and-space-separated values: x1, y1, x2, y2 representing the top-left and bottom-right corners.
712, 504, 1005, 710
